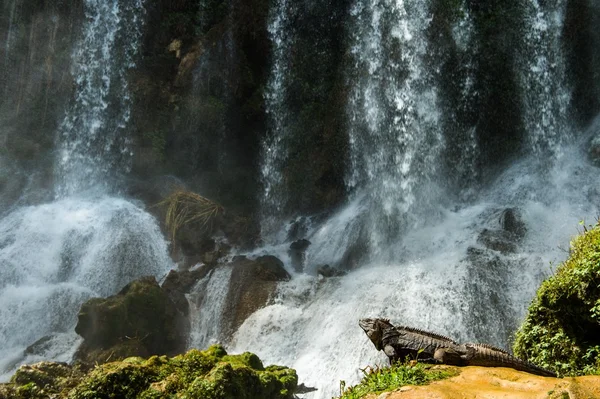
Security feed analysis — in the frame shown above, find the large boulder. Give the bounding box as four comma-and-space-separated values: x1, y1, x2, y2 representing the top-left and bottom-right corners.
223, 256, 291, 336
74, 277, 188, 365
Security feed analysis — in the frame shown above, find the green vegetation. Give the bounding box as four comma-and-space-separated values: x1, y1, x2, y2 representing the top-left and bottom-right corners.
335, 362, 458, 399
513, 223, 600, 376
0, 346, 297, 399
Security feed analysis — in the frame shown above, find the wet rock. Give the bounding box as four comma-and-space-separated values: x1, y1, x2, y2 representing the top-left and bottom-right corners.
316, 264, 347, 278
499, 208, 526, 238
589, 134, 600, 167
477, 229, 518, 254
289, 239, 311, 272
161, 266, 214, 315
224, 256, 290, 336
24, 336, 54, 357
74, 277, 188, 365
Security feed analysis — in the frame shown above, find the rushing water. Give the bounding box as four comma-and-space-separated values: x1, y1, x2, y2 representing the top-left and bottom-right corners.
0, 0, 173, 380
55, 0, 146, 198
519, 0, 570, 158
259, 0, 296, 238
241, 1, 600, 398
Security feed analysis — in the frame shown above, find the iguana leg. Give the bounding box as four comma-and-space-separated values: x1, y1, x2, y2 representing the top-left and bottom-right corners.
434, 347, 467, 366
383, 345, 399, 364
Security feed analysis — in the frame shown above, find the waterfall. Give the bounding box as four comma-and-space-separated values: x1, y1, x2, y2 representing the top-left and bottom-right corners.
187, 266, 234, 349
519, 0, 570, 157
260, 0, 296, 238
0, 0, 172, 380
55, 0, 146, 197
235, 1, 600, 398
344, 0, 444, 258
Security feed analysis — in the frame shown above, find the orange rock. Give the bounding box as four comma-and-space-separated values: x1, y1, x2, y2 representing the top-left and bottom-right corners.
365, 367, 600, 399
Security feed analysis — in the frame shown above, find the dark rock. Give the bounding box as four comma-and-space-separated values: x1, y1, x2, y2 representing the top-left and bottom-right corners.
316, 264, 347, 278
589, 135, 600, 167
499, 208, 526, 239
223, 256, 290, 337
74, 277, 188, 365
24, 336, 54, 357
288, 239, 311, 272
477, 228, 518, 254
161, 266, 214, 315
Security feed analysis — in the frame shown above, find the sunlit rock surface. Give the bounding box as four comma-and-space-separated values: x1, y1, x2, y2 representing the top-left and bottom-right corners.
369, 367, 600, 399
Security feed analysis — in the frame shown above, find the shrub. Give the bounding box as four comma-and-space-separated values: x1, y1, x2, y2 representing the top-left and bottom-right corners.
513, 223, 600, 376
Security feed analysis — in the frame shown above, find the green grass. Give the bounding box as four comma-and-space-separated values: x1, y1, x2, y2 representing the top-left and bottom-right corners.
334, 362, 458, 399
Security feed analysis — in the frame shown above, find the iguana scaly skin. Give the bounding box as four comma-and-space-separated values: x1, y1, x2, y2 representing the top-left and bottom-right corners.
359, 318, 556, 377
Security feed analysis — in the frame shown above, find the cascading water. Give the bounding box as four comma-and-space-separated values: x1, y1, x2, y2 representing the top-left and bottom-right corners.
519, 0, 570, 157
237, 1, 600, 398
343, 0, 444, 258
0, 0, 172, 380
260, 0, 296, 239
55, 0, 145, 197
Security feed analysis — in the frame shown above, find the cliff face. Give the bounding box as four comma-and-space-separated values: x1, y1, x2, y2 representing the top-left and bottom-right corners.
2, 0, 600, 219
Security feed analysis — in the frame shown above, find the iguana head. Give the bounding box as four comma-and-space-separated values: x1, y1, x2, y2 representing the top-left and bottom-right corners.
359, 318, 394, 351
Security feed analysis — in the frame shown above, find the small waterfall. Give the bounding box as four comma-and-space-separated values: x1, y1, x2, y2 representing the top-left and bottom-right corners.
55, 0, 146, 197
0, 198, 172, 378
187, 266, 233, 349
519, 0, 570, 157
260, 0, 296, 238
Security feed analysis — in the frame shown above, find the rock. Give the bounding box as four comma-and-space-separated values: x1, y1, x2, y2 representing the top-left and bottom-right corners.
223, 256, 290, 336
23, 335, 54, 356
477, 229, 518, 253
499, 208, 526, 238
161, 266, 215, 315
316, 264, 347, 278
289, 239, 311, 272
1, 346, 298, 399
589, 134, 600, 166
73, 277, 188, 365
364, 367, 600, 399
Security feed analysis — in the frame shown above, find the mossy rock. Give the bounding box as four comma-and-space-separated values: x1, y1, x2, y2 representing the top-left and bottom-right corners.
0, 345, 297, 399
513, 224, 600, 375
74, 277, 188, 365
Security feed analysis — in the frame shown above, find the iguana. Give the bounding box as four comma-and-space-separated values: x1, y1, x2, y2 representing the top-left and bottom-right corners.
359, 318, 556, 377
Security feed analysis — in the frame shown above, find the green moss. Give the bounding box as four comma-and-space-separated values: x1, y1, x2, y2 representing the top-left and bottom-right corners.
513, 224, 600, 376
0, 345, 296, 398
335, 362, 458, 399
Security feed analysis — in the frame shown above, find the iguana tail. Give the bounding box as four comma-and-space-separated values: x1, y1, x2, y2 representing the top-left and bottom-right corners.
465, 344, 556, 377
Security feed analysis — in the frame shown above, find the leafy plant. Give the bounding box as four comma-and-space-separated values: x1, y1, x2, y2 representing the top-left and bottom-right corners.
158, 190, 224, 243
334, 362, 457, 399
513, 222, 600, 376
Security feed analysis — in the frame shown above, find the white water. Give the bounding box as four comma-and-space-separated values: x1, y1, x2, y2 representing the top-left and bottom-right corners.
55, 0, 146, 197
520, 0, 570, 157
345, 0, 445, 259
233, 142, 600, 398
0, 197, 172, 379
187, 266, 233, 349
0, 0, 174, 381
242, 1, 600, 398
260, 0, 295, 237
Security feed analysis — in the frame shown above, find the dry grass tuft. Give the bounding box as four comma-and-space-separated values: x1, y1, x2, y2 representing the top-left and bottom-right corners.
158, 190, 224, 243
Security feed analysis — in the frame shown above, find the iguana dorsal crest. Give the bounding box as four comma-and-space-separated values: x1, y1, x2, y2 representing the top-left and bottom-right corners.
397, 326, 458, 344
468, 343, 511, 355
